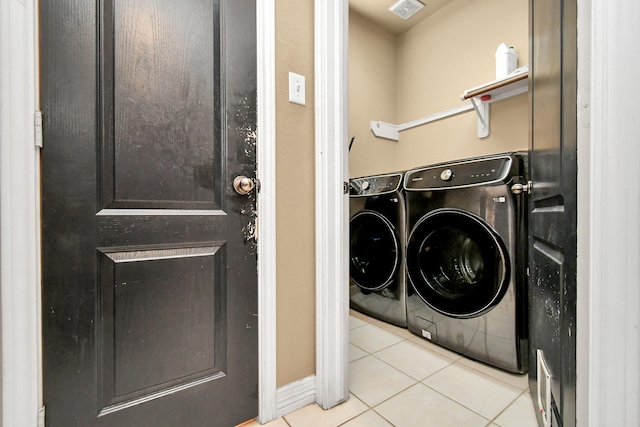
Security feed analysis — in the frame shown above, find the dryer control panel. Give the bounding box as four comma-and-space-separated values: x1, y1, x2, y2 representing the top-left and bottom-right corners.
349, 173, 402, 196
404, 155, 513, 191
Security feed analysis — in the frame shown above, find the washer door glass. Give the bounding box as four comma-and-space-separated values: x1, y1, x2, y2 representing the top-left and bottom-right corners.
350, 211, 400, 292
406, 209, 508, 318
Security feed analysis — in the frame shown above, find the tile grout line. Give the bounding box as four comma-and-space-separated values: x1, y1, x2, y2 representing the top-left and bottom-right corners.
349, 329, 411, 355
419, 366, 525, 424
349, 331, 419, 420
420, 381, 493, 425
369, 345, 454, 383
370, 406, 399, 427
486, 388, 531, 426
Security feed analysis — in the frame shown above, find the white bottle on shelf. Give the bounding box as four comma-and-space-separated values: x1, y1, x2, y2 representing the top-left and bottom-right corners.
495, 43, 518, 79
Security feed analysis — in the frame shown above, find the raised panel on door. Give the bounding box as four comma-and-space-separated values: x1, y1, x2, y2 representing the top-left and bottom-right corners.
97, 245, 225, 413
100, 0, 222, 210
41, 1, 258, 426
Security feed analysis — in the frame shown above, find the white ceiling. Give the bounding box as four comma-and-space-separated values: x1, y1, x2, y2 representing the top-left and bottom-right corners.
349, 0, 455, 35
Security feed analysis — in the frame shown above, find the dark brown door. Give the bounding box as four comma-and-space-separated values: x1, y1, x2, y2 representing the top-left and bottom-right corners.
528, 0, 577, 426
40, 1, 258, 426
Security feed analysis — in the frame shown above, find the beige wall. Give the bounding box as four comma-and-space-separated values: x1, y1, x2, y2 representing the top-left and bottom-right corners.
350, 0, 529, 174
348, 10, 399, 178
274, 0, 529, 390
274, 0, 316, 387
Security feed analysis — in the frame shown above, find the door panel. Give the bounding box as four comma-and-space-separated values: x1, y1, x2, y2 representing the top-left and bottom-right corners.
41, 1, 258, 426
106, 0, 220, 208
98, 245, 224, 410
528, 0, 577, 426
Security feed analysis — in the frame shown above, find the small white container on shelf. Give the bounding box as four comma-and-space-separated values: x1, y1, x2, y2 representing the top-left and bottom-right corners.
495, 43, 518, 79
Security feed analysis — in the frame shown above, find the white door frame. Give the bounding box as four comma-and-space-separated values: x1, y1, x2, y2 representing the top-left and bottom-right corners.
583, 0, 640, 426
314, 0, 350, 411
256, 0, 278, 422
0, 0, 41, 426
258, 0, 350, 420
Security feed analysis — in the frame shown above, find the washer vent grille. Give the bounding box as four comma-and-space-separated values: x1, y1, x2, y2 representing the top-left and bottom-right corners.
388, 0, 425, 20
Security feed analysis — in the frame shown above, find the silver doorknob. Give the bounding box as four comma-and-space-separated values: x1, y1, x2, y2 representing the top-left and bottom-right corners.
233, 176, 255, 195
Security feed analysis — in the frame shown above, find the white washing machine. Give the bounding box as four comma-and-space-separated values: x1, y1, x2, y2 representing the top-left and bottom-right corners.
403, 153, 528, 373
349, 172, 406, 327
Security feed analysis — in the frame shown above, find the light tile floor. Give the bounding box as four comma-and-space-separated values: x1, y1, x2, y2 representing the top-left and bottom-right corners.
247, 310, 538, 427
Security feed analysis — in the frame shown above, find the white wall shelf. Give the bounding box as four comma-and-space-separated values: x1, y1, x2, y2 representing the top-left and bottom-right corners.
370, 66, 529, 140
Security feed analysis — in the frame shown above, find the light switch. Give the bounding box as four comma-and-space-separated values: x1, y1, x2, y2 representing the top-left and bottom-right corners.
288, 72, 305, 106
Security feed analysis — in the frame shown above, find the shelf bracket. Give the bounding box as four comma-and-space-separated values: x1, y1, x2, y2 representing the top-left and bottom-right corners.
470, 97, 490, 139
370, 120, 399, 141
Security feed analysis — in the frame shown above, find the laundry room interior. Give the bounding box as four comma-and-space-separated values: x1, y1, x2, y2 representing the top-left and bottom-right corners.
346, 0, 539, 426
349, 0, 528, 177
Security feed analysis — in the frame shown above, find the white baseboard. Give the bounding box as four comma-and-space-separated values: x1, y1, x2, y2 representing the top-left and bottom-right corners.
275, 375, 316, 419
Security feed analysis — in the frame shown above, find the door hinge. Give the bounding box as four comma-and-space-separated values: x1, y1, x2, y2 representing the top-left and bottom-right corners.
35, 110, 43, 149
343, 181, 348, 194
37, 405, 45, 427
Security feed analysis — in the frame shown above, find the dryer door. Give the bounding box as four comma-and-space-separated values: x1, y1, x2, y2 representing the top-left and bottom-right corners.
406, 208, 509, 318
350, 211, 400, 292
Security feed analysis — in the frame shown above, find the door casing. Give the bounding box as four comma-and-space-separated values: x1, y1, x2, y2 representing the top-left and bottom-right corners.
313, 0, 350, 412
255, 0, 277, 422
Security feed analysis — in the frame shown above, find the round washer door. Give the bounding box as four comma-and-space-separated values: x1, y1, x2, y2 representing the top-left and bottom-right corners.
350, 210, 400, 292
406, 208, 509, 318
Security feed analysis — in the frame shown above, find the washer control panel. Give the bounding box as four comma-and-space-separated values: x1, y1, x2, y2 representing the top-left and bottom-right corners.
405, 155, 513, 190
349, 173, 402, 196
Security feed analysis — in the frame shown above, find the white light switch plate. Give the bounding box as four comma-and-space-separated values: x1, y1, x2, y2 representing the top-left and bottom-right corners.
288, 72, 305, 106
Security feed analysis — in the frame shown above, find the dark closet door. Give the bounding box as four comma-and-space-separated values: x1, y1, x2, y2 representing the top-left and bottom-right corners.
40, 1, 258, 426
528, 0, 577, 426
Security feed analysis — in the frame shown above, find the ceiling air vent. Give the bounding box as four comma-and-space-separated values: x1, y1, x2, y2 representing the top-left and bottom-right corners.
388, 0, 425, 20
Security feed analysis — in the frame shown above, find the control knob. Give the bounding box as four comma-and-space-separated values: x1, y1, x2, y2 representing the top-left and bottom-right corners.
440, 169, 454, 181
